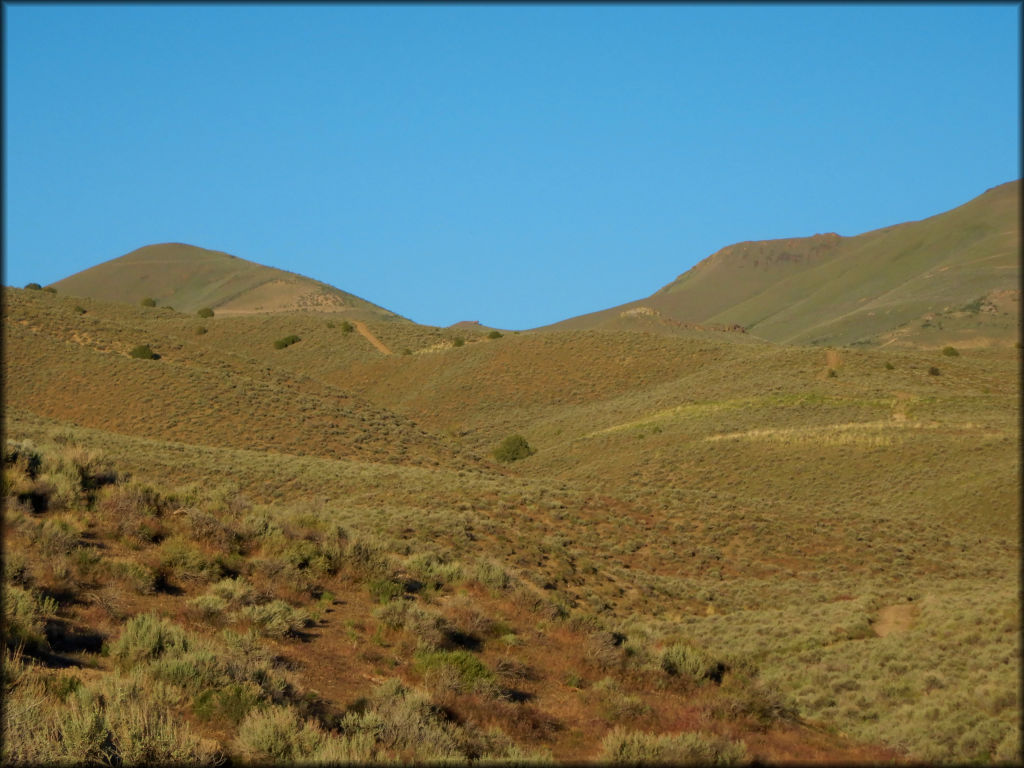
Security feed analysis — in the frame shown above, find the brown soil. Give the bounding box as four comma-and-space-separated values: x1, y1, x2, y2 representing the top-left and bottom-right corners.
353, 320, 392, 355
873, 603, 918, 637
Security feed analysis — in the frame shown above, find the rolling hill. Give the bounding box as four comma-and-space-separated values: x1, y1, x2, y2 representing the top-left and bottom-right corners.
51, 242, 401, 319
3, 183, 1021, 764
548, 180, 1020, 348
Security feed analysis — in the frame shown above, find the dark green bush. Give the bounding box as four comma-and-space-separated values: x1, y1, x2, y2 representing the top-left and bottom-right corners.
942, 346, 959, 357
74, 305, 87, 314
368, 578, 405, 604
197, 307, 215, 318
884, 361, 895, 370
340, 320, 354, 333
129, 344, 157, 360
195, 326, 208, 335
140, 297, 156, 307
24, 282, 42, 290
928, 366, 941, 376
493, 434, 535, 463
827, 368, 837, 378
452, 336, 465, 347
274, 335, 301, 350
487, 330, 503, 339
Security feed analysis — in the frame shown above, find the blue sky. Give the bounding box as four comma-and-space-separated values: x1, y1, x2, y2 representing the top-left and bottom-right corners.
4, 3, 1019, 329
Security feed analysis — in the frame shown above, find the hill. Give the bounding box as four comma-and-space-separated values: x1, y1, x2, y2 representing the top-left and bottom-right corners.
548, 180, 1020, 348
50, 242, 401, 318
4, 283, 1019, 764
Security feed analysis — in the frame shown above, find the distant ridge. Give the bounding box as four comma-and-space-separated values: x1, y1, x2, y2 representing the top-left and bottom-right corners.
52, 242, 400, 318
547, 180, 1020, 347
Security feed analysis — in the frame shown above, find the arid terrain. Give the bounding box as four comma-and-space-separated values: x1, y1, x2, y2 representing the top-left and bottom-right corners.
3, 181, 1020, 765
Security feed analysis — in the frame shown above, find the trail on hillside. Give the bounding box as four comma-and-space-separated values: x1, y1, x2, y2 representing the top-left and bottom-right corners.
353, 320, 391, 355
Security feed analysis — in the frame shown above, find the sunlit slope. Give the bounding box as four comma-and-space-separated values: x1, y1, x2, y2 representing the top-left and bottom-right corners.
50, 242, 401, 318
2, 288, 470, 470
550, 180, 1019, 347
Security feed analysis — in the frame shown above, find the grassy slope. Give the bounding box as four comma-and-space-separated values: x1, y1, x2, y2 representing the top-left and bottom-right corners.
4, 273, 1020, 763
50, 242, 400, 317
549, 180, 1020, 347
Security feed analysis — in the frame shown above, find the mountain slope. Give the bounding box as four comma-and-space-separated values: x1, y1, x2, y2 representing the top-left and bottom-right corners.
51, 242, 400, 318
548, 180, 1020, 347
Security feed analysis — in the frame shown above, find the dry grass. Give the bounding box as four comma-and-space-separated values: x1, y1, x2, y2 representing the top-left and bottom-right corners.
3, 285, 1019, 764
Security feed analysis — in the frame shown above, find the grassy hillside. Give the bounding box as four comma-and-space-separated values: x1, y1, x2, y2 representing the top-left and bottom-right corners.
4, 261, 1020, 764
550, 180, 1020, 348
50, 242, 401, 318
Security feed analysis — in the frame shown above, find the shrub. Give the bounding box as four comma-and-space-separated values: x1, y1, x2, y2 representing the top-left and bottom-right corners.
3, 585, 58, 652
24, 282, 42, 290
197, 307, 215, 318
159, 538, 223, 584
928, 366, 941, 376
414, 649, 495, 695
473, 559, 511, 591
942, 346, 959, 356
194, 325, 208, 335
128, 344, 157, 360
884, 361, 895, 370
193, 681, 262, 725
660, 642, 725, 683
73, 305, 87, 314
827, 368, 837, 378
236, 704, 326, 762
106, 560, 158, 595
600, 727, 747, 765
237, 600, 311, 638
340, 320, 354, 333
401, 348, 413, 355
452, 336, 465, 347
140, 297, 156, 307
102, 676, 213, 763
273, 335, 301, 350
109, 613, 190, 667
43, 286, 57, 294
368, 578, 405, 604
593, 677, 650, 721
488, 330, 503, 339
493, 434, 535, 463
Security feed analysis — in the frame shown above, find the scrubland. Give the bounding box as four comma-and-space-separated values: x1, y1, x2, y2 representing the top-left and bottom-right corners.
3, 285, 1019, 764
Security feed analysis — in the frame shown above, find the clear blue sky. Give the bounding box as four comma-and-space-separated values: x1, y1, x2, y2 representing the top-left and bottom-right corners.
4, 3, 1020, 329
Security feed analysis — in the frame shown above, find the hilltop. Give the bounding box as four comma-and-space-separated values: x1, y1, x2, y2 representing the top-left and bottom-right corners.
51, 242, 401, 319
548, 180, 1020, 348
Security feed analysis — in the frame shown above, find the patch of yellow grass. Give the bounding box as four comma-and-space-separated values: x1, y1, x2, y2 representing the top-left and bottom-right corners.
704, 420, 945, 447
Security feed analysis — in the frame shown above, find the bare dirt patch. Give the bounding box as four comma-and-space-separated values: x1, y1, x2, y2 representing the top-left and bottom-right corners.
873, 603, 918, 637
353, 320, 391, 355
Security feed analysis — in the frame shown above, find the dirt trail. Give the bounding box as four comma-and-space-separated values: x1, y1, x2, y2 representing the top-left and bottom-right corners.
352, 320, 391, 355
873, 603, 917, 637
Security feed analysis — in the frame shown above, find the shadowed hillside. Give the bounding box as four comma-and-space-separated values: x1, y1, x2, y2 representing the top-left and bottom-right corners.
549, 180, 1020, 348
51, 242, 401, 318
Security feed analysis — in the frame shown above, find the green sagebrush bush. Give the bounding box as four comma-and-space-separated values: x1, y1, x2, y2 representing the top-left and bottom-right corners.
140, 297, 156, 307
129, 344, 157, 359
197, 307, 215, 318
273, 335, 301, 349
660, 642, 726, 684
600, 726, 747, 765
493, 434, 535, 463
